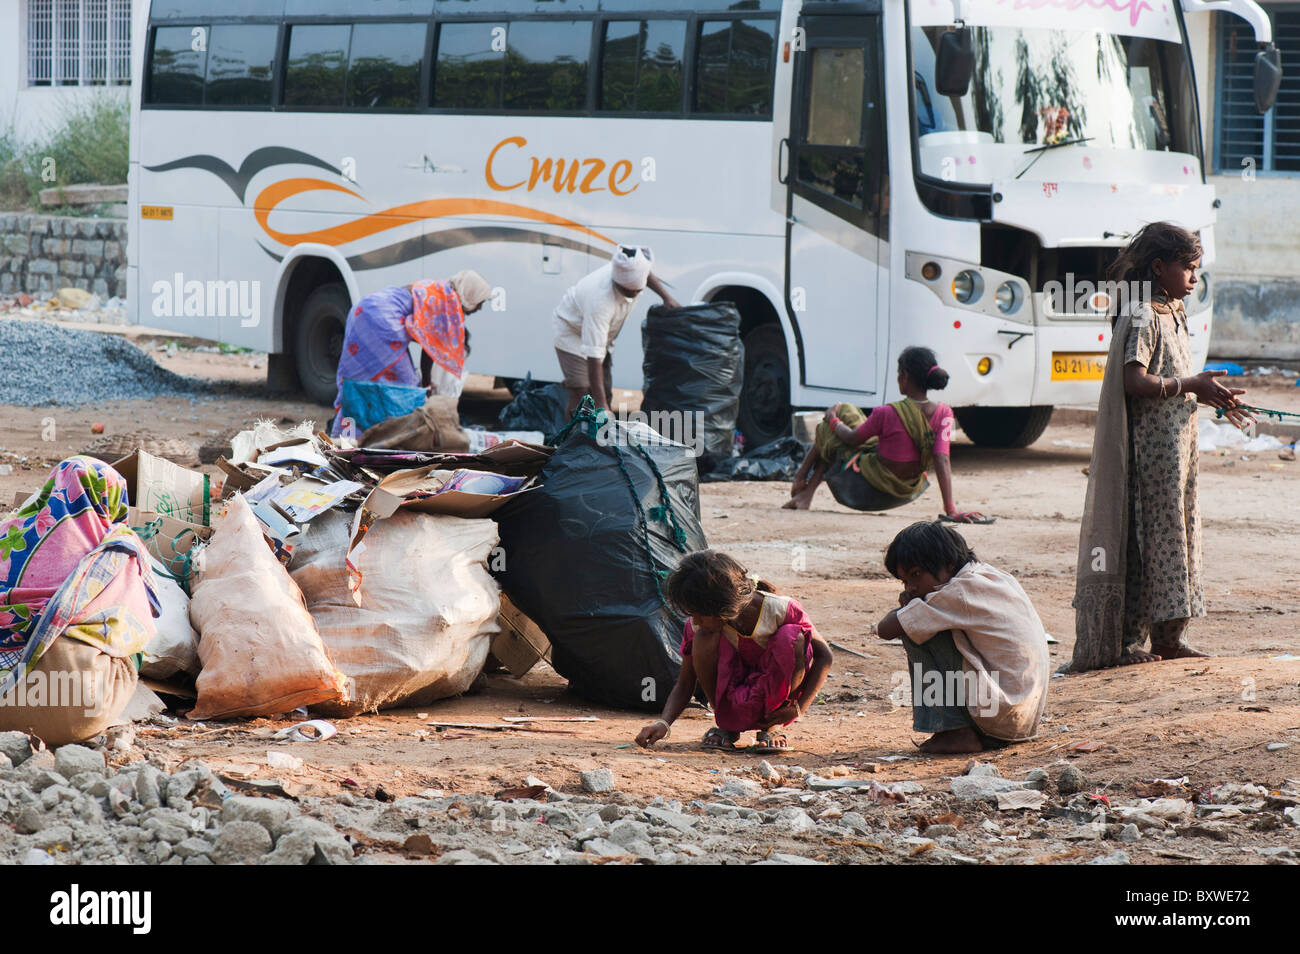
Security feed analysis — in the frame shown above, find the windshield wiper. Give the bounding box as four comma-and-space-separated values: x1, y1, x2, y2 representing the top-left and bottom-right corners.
1015, 136, 1095, 180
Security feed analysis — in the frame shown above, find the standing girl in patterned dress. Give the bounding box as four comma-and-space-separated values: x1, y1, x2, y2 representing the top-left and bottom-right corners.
1071, 223, 1254, 671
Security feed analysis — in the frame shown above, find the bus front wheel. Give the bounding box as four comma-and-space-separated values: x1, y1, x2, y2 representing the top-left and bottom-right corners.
736, 324, 791, 449
294, 283, 349, 406
953, 405, 1054, 448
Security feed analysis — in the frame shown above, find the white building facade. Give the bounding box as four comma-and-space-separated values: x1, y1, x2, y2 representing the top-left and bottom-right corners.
0, 0, 133, 140
1190, 3, 1300, 359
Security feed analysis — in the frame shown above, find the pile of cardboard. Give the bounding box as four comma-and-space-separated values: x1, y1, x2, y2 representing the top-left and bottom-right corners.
135, 423, 556, 713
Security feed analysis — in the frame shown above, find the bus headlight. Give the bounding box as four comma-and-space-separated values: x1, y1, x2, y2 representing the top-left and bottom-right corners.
1197, 272, 1209, 303
995, 281, 1022, 315
952, 270, 983, 304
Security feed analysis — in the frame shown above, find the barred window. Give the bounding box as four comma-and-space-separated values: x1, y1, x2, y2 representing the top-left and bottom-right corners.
1216, 9, 1300, 173
27, 0, 133, 87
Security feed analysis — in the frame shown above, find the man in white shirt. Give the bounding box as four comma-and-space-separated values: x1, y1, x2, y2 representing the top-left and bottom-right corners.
553, 245, 680, 413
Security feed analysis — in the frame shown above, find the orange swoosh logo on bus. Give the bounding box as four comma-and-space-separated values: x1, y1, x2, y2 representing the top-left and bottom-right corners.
253, 177, 615, 248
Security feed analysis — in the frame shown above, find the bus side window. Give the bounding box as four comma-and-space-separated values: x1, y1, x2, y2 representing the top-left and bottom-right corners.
435, 22, 507, 109
599, 20, 687, 113
792, 20, 886, 228
148, 25, 207, 106
204, 24, 276, 107
502, 20, 590, 111
436, 19, 590, 112
693, 19, 777, 116
796, 46, 867, 209
349, 22, 425, 109
284, 25, 350, 108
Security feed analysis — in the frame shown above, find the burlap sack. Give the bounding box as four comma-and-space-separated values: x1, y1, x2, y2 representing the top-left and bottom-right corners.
359, 394, 469, 452
188, 495, 347, 719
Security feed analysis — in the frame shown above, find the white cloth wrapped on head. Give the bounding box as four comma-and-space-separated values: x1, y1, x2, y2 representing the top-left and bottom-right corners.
610, 245, 653, 291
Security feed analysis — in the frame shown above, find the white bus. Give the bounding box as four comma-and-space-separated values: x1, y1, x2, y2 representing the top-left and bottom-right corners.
127, 0, 1277, 448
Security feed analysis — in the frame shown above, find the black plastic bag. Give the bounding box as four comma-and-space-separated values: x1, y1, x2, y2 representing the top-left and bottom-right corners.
703, 436, 809, 482
497, 373, 570, 440
493, 400, 708, 711
641, 302, 743, 472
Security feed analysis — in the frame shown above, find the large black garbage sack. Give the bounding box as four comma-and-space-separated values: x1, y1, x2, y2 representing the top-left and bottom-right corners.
641, 302, 743, 473
703, 436, 808, 482
494, 400, 708, 710
498, 373, 570, 440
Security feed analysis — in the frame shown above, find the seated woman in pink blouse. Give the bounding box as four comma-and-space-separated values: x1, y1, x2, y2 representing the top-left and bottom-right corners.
785, 346, 987, 522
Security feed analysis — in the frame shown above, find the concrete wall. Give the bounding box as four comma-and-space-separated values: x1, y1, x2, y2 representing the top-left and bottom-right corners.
0, 213, 128, 299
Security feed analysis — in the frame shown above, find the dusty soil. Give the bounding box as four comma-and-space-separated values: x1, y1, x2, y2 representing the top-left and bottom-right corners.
1, 344, 1297, 864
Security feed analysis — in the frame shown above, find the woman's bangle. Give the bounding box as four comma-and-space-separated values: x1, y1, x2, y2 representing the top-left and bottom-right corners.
653, 719, 671, 739
1173, 377, 1182, 397
1158, 377, 1168, 398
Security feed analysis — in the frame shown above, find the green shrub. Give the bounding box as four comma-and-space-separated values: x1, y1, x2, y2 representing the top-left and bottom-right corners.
0, 128, 29, 211
32, 93, 130, 189
0, 94, 129, 210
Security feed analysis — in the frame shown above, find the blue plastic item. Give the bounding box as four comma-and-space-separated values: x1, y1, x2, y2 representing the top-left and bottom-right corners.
340, 379, 427, 433
1203, 361, 1244, 376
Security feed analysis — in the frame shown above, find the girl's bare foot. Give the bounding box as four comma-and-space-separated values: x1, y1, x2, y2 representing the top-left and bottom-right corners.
1116, 648, 1162, 665
917, 727, 984, 754
1151, 644, 1211, 660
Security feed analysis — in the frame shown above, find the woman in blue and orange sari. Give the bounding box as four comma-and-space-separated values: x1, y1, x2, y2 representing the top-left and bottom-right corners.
0, 457, 159, 746
330, 270, 492, 436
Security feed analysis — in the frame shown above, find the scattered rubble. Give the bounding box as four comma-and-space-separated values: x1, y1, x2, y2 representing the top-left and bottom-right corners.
3, 731, 1292, 865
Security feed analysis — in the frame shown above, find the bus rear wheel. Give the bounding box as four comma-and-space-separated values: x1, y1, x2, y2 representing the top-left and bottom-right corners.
954, 405, 1054, 448
736, 324, 791, 449
294, 283, 349, 406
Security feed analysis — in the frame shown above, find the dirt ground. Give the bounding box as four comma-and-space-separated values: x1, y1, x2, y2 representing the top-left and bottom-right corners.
1, 343, 1297, 864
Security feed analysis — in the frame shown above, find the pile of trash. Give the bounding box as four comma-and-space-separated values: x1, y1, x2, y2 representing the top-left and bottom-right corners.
102, 418, 554, 722
2, 397, 711, 733
1197, 418, 1290, 454
704, 437, 808, 482
0, 288, 127, 325
496, 400, 707, 709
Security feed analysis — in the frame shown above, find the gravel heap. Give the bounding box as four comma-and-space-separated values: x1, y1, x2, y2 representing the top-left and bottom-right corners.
2, 730, 1296, 866
0, 319, 203, 407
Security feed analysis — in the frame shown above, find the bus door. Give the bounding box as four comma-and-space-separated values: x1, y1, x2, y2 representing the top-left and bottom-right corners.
783, 9, 887, 394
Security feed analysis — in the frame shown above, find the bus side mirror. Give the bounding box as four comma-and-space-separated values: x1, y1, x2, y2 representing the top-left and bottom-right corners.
1254, 44, 1281, 113
935, 27, 973, 97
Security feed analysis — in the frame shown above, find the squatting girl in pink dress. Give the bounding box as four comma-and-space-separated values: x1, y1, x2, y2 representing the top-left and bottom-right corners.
635, 550, 833, 752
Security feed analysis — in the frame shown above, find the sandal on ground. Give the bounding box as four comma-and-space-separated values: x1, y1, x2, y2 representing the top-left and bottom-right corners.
702, 727, 740, 750
939, 512, 996, 525
751, 729, 789, 754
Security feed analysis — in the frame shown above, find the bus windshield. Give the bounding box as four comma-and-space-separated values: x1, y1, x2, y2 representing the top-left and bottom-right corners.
910, 25, 1200, 184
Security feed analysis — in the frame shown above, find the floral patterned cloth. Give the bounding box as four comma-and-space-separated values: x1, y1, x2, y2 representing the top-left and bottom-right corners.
0, 457, 158, 696
1122, 295, 1205, 645
405, 279, 466, 379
